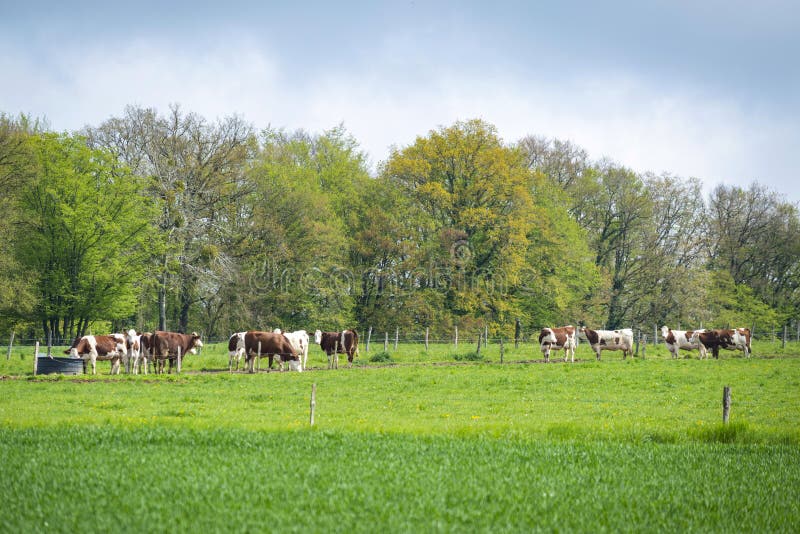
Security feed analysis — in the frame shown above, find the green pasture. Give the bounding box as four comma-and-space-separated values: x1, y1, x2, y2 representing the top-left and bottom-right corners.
1, 342, 799, 531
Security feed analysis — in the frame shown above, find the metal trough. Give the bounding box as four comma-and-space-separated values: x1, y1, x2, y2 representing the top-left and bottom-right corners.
36, 356, 84, 375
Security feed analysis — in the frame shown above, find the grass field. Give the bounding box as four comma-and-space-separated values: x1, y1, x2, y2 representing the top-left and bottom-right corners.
1, 341, 799, 532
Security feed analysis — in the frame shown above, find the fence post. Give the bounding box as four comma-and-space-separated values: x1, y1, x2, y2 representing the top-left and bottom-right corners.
484, 325, 489, 346
514, 319, 520, 349
33, 341, 39, 376
635, 330, 640, 356
454, 326, 458, 349
499, 337, 504, 363
476, 335, 481, 356
177, 346, 182, 374
384, 332, 388, 352
47, 329, 52, 358
783, 325, 787, 349
641, 335, 647, 359
257, 341, 261, 373
310, 383, 316, 426
425, 327, 429, 352
394, 327, 399, 351
6, 331, 13, 360
654, 325, 658, 345
723, 386, 731, 424
366, 327, 372, 353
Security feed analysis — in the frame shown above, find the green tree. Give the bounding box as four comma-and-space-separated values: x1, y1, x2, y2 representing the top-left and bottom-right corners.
13, 133, 152, 342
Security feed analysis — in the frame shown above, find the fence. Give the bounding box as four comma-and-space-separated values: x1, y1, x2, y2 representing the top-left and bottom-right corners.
7, 322, 800, 360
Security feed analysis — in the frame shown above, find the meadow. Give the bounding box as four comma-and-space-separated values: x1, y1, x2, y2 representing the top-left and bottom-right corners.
1, 340, 799, 532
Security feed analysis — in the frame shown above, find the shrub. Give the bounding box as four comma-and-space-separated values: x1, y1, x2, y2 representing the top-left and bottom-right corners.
454, 351, 483, 362
369, 351, 394, 363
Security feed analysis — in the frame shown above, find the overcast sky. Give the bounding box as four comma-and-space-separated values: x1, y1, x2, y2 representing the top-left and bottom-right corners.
2, 1, 798, 201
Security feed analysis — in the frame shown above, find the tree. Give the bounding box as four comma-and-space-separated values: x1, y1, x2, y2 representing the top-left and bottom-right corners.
86, 105, 256, 333
13, 133, 151, 341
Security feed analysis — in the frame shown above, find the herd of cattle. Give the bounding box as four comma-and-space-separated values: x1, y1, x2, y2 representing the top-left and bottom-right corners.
63, 323, 753, 375
64, 328, 359, 375
539, 326, 752, 362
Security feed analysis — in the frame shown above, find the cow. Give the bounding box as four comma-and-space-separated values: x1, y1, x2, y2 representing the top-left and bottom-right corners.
660, 326, 706, 359
150, 331, 204, 374
691, 328, 752, 359
274, 329, 310, 371
65, 334, 128, 375
123, 329, 142, 374
539, 326, 577, 363
580, 327, 634, 360
243, 331, 301, 373
228, 332, 247, 372
314, 329, 359, 369
139, 332, 153, 374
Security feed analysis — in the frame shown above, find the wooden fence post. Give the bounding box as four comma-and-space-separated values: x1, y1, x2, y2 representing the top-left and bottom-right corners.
635, 330, 640, 356
514, 319, 520, 349
177, 346, 182, 374
641, 335, 647, 359
454, 326, 458, 349
6, 331, 13, 361
783, 325, 787, 349
366, 327, 372, 353
394, 327, 399, 351
499, 337, 504, 363
654, 325, 658, 345
384, 332, 388, 352
33, 341, 39, 376
484, 325, 489, 346
476, 335, 481, 356
425, 327, 429, 352
310, 383, 316, 426
257, 341, 261, 373
723, 386, 731, 424
47, 329, 52, 357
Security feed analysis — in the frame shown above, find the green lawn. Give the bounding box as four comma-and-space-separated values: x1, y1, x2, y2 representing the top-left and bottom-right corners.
1, 342, 798, 531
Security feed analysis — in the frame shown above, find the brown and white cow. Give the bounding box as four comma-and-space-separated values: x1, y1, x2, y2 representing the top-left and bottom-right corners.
228, 332, 247, 372
314, 329, 359, 369
150, 331, 204, 374
139, 332, 154, 374
65, 334, 128, 375
243, 331, 301, 373
660, 326, 706, 359
580, 327, 634, 360
691, 328, 752, 359
539, 326, 577, 363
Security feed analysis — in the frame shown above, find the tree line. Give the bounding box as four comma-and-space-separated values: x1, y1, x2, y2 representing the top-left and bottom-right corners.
1, 107, 797, 344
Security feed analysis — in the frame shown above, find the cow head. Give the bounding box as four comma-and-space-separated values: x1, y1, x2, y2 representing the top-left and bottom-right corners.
660, 326, 670, 339
188, 332, 203, 355
314, 329, 322, 345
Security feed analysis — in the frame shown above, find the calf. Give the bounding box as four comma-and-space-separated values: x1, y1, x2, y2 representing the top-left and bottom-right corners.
692, 328, 751, 359
274, 329, 310, 370
150, 331, 204, 373
580, 327, 634, 360
314, 329, 359, 369
244, 331, 301, 373
228, 332, 247, 372
139, 332, 153, 374
660, 326, 705, 359
539, 326, 577, 363
65, 334, 127, 375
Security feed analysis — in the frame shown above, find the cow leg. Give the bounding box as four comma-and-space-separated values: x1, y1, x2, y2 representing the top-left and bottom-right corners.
713, 346, 719, 359
595, 347, 601, 361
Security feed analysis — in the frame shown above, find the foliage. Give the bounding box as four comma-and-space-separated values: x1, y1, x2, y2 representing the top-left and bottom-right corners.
368, 350, 393, 363
11, 132, 152, 341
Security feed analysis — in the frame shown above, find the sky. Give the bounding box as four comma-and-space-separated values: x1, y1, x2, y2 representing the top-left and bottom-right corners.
2, 0, 798, 201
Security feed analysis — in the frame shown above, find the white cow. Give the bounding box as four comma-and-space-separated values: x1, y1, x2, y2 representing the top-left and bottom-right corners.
228, 332, 247, 371
539, 326, 577, 363
660, 326, 705, 359
580, 327, 634, 360
124, 329, 142, 373
274, 329, 310, 371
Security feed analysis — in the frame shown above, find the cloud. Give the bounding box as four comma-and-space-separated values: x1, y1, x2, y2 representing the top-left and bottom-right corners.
1, 35, 797, 202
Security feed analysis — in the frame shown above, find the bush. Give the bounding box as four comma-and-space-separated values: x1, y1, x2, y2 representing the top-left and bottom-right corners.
369, 351, 394, 363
